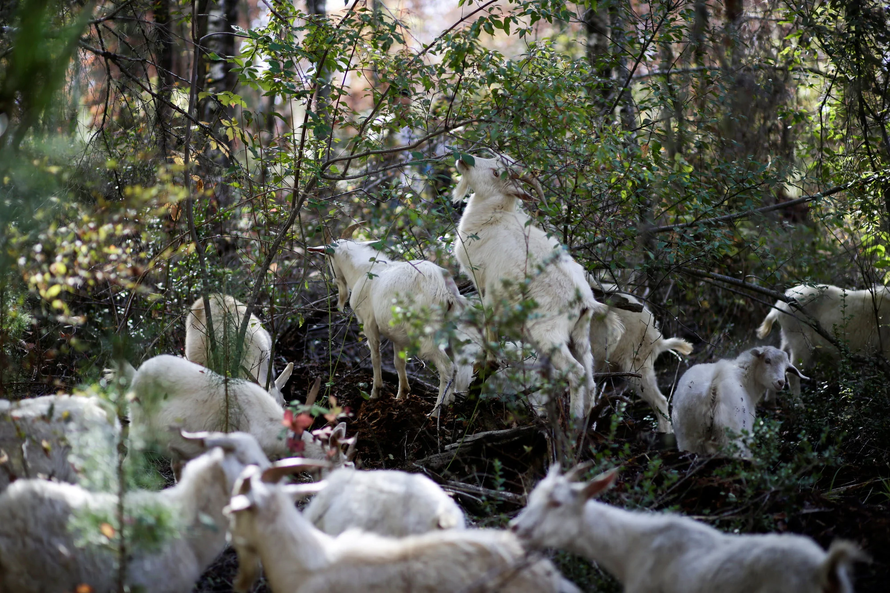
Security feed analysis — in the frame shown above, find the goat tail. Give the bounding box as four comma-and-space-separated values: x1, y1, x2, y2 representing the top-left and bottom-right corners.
658, 337, 693, 357
441, 271, 468, 312
452, 361, 475, 394
819, 540, 868, 593
756, 304, 781, 339
436, 511, 462, 530
601, 310, 625, 351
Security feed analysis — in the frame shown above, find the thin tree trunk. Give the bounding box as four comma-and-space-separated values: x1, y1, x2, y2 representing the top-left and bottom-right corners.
584, 4, 612, 110
610, 2, 637, 135
199, 0, 237, 206
690, 0, 709, 117
154, 0, 175, 158
721, 0, 744, 159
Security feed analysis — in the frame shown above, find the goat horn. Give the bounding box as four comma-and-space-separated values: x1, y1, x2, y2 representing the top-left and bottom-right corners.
261, 458, 333, 483
340, 222, 363, 239
305, 377, 322, 408
323, 226, 332, 245
509, 171, 545, 201
282, 481, 329, 501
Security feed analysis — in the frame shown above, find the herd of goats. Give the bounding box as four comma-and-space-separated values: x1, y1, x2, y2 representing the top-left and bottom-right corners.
1, 154, 886, 591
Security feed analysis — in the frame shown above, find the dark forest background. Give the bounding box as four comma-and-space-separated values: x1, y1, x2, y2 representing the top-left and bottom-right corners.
1, 0, 889, 590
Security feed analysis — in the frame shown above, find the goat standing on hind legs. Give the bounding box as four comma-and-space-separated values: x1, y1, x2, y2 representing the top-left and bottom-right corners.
451, 154, 613, 420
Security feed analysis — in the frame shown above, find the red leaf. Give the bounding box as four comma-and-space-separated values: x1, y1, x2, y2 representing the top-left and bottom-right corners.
286, 437, 306, 453
283, 410, 314, 436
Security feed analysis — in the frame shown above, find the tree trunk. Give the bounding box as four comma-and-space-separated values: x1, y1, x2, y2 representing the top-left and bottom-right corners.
199, 0, 237, 207
584, 4, 612, 110
154, 0, 175, 159
721, 0, 744, 159
610, 4, 637, 135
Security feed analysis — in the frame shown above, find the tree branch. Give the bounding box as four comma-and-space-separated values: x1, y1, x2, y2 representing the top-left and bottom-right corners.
572, 173, 882, 251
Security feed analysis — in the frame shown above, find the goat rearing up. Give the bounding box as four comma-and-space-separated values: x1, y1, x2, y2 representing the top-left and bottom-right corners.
452, 154, 606, 418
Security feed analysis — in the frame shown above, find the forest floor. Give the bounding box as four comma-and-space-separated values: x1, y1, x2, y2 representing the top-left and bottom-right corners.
185, 306, 888, 593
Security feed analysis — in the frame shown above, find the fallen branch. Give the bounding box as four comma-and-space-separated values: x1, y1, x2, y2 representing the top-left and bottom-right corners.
443, 480, 526, 505
414, 426, 541, 470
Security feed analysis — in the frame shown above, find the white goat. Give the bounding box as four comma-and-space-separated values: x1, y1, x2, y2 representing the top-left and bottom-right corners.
0, 394, 120, 492
303, 467, 466, 536
225, 464, 579, 593
589, 281, 693, 433
510, 465, 865, 593
128, 356, 353, 471
671, 346, 807, 457
185, 294, 293, 405
757, 284, 890, 395
452, 154, 607, 418
307, 233, 473, 416
0, 431, 295, 593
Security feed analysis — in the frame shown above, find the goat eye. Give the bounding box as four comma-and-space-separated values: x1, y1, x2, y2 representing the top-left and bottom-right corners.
492, 170, 499, 178
765, 358, 771, 364
547, 499, 562, 508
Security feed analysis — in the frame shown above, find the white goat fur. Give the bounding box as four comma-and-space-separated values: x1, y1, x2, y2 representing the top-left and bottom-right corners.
225, 465, 579, 593
129, 355, 351, 471
452, 155, 606, 418
0, 432, 271, 593
757, 284, 890, 395
510, 465, 864, 593
590, 282, 693, 433
307, 240, 473, 414
0, 395, 120, 492
303, 467, 466, 536
185, 294, 293, 405
671, 346, 805, 457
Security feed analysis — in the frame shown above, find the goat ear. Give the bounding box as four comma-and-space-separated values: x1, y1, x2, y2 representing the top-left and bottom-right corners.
182, 430, 241, 453
180, 429, 240, 453
304, 377, 322, 408
581, 468, 618, 500
786, 365, 809, 380
232, 466, 259, 499
331, 422, 347, 441
564, 461, 595, 482
751, 347, 764, 358
275, 362, 294, 392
